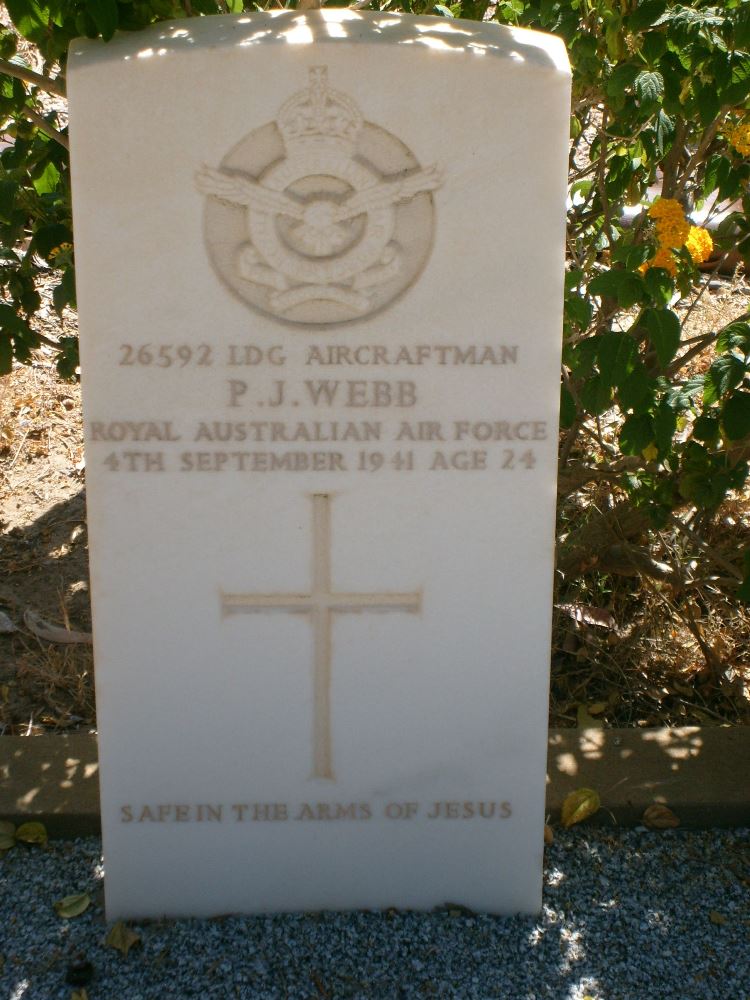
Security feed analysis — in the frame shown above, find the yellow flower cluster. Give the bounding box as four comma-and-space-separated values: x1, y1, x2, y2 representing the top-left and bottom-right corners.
648, 198, 690, 247
685, 225, 713, 264
48, 241, 73, 259
640, 199, 712, 275
726, 121, 750, 157
644, 246, 678, 276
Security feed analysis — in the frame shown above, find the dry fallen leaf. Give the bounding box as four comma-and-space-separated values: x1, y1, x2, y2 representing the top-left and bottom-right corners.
55, 893, 91, 919
643, 803, 680, 829
23, 610, 92, 645
543, 824, 554, 846
557, 603, 617, 629
709, 910, 728, 926
14, 821, 48, 846
561, 788, 601, 828
105, 921, 141, 957
70, 991, 88, 1000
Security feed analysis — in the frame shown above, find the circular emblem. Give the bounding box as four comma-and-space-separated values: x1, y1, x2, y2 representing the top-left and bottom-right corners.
197, 66, 442, 325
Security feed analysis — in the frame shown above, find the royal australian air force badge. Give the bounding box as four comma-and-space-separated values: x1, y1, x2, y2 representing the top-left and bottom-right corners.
197, 66, 442, 325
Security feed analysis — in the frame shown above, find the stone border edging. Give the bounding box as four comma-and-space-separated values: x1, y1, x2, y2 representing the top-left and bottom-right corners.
1, 727, 748, 836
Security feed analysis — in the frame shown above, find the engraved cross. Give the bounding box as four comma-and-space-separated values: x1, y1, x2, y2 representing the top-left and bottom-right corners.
221, 494, 422, 780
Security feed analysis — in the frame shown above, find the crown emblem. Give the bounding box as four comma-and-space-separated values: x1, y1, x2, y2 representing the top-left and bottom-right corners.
197, 66, 442, 324
277, 66, 363, 157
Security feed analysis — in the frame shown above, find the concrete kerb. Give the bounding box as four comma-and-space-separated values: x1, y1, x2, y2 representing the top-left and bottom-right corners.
1, 727, 748, 837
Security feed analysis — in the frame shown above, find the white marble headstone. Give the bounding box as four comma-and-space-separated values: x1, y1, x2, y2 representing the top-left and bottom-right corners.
67, 10, 570, 919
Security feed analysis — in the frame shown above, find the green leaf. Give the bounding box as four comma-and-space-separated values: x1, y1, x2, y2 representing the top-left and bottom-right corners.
644, 267, 673, 307
565, 292, 592, 329
588, 269, 625, 298
678, 441, 748, 506
52, 267, 76, 315
653, 403, 677, 453
29, 223, 72, 261
704, 355, 745, 404
560, 384, 576, 430
721, 51, 750, 107
54, 892, 91, 918
589, 269, 645, 308
692, 414, 720, 444
736, 6, 750, 50
635, 70, 664, 104
14, 820, 47, 845
86, 0, 118, 41
612, 241, 651, 271
618, 274, 645, 310
644, 308, 681, 368
722, 391, 750, 440
31, 160, 60, 195
620, 413, 654, 455
55, 335, 79, 380
716, 322, 750, 355
618, 369, 655, 411
705, 154, 733, 201
4, 1, 50, 44
628, 0, 667, 32
0, 26, 18, 59
653, 5, 723, 32
0, 301, 32, 343
597, 331, 638, 388
561, 788, 601, 828
105, 920, 142, 956
580, 374, 612, 416
0, 179, 18, 223
654, 110, 675, 157
606, 63, 639, 98
570, 335, 600, 376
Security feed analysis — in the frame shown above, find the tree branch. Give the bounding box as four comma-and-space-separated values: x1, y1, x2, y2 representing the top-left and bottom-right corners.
0, 58, 66, 99
673, 116, 726, 200
24, 106, 69, 151
660, 119, 688, 199
669, 513, 744, 582
665, 332, 716, 379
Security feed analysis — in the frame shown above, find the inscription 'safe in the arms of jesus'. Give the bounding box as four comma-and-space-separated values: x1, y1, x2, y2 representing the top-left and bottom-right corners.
197, 66, 442, 325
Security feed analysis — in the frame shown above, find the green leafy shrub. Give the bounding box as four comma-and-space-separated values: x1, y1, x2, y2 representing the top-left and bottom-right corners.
1, 0, 749, 622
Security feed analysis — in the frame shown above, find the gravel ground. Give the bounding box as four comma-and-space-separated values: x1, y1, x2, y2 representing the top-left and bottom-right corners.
1, 827, 748, 1000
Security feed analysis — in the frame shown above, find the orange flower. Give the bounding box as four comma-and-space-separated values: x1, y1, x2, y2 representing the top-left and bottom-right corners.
686, 226, 713, 264
726, 121, 750, 157
648, 199, 690, 248
647, 198, 684, 222
640, 246, 677, 277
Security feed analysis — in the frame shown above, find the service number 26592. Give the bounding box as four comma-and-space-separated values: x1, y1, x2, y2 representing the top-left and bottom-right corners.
118, 344, 213, 368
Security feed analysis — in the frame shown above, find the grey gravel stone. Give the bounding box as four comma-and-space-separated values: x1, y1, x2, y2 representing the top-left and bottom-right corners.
0, 828, 748, 999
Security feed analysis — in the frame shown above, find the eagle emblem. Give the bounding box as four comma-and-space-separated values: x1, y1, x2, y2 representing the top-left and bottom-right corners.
197, 66, 442, 324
